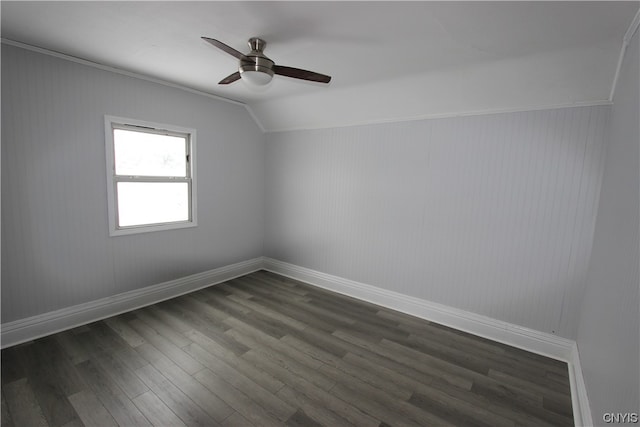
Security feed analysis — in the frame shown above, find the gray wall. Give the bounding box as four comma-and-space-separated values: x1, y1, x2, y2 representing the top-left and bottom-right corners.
264, 106, 609, 339
576, 29, 639, 423
1, 45, 265, 323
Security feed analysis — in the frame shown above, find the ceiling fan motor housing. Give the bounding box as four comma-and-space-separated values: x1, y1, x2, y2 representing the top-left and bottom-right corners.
240, 55, 274, 77
240, 37, 274, 77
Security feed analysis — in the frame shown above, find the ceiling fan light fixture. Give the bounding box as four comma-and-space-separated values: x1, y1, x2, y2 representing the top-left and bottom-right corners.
239, 68, 273, 86
239, 54, 275, 86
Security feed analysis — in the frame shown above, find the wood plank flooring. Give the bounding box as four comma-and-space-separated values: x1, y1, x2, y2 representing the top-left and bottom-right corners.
1, 271, 574, 426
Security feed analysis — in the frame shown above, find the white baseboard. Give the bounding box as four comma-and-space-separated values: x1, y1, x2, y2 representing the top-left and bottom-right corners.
262, 257, 592, 426
568, 343, 594, 426
263, 257, 574, 360
1, 255, 592, 425
0, 257, 264, 348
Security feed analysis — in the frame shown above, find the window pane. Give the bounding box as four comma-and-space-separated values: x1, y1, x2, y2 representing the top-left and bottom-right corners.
117, 182, 189, 227
114, 129, 187, 177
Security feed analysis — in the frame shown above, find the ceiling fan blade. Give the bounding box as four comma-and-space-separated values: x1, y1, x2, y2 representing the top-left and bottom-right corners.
218, 71, 241, 85
273, 65, 331, 83
202, 37, 246, 60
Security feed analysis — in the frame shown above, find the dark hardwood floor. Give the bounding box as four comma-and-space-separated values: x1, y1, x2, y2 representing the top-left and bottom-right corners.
1, 271, 574, 426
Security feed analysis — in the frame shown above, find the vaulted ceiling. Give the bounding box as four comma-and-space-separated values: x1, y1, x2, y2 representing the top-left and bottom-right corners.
2, 1, 638, 131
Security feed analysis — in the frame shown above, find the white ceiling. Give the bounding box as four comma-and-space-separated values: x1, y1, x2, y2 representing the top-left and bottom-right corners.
2, 1, 638, 131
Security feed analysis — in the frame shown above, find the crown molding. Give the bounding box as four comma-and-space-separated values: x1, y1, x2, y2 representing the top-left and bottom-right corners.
609, 7, 640, 101
262, 100, 613, 134
1, 38, 247, 108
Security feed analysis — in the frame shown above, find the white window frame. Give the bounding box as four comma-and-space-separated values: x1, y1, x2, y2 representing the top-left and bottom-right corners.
105, 115, 197, 236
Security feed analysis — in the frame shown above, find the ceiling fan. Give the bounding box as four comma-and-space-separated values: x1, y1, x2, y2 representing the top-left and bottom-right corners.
202, 37, 331, 87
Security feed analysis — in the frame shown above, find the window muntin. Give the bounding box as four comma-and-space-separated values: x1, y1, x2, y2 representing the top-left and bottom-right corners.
105, 116, 197, 236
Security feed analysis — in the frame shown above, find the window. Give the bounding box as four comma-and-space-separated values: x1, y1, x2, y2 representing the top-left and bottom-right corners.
105, 116, 197, 236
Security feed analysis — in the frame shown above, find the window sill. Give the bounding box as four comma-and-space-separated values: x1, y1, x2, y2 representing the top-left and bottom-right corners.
109, 220, 197, 237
